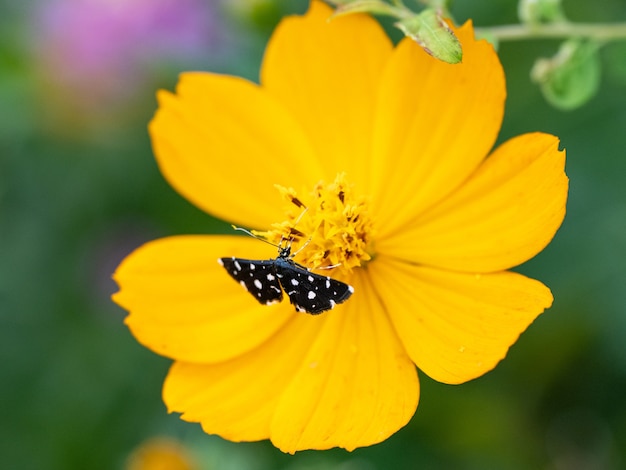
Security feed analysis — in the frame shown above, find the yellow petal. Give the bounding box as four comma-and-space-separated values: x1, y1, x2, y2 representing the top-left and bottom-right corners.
163, 313, 324, 443
370, 22, 506, 234
261, 0, 393, 190
370, 257, 553, 384
379, 133, 568, 272
113, 235, 294, 363
149, 73, 323, 229
270, 270, 419, 453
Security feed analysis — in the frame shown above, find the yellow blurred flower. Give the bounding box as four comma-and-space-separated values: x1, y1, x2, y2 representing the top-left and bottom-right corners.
113, 0, 568, 453
125, 437, 196, 470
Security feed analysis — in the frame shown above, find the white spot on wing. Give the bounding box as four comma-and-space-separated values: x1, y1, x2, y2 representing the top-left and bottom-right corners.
291, 278, 299, 286
234, 260, 242, 271
254, 279, 262, 290
267, 273, 275, 281
217, 258, 224, 266
308, 291, 316, 299
308, 275, 314, 282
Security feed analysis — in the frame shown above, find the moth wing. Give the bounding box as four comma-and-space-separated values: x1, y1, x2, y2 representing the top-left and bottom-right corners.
218, 257, 283, 305
275, 260, 354, 314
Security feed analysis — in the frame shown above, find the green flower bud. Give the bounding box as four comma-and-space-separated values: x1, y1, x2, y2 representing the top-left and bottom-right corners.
518, 0, 565, 25
331, 0, 396, 18
395, 9, 463, 64
531, 39, 601, 110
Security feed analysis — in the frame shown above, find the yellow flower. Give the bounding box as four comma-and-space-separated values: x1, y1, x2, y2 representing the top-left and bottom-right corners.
125, 437, 197, 470
113, 1, 568, 453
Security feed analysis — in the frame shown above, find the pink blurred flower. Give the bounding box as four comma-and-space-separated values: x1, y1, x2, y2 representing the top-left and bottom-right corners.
32, 0, 226, 128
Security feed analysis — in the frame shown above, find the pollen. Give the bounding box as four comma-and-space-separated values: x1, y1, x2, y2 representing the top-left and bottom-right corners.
256, 173, 375, 275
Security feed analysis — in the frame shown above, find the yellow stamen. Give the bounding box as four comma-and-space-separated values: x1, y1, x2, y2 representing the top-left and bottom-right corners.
255, 173, 375, 276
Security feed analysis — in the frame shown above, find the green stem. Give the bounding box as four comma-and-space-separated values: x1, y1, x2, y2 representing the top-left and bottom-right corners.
476, 22, 626, 42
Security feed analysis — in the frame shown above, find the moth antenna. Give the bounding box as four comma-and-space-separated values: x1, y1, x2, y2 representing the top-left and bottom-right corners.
231, 225, 281, 249
290, 236, 312, 258
288, 227, 306, 238
232, 204, 310, 255
291, 206, 309, 229
276, 206, 310, 252
316, 263, 341, 270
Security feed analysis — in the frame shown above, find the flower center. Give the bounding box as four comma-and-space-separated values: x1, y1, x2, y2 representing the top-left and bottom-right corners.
255, 173, 374, 276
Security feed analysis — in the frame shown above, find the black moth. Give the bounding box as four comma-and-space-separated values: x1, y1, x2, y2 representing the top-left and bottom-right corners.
218, 245, 354, 314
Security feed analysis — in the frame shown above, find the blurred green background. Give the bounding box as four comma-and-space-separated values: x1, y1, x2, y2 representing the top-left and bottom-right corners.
1, 0, 625, 469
